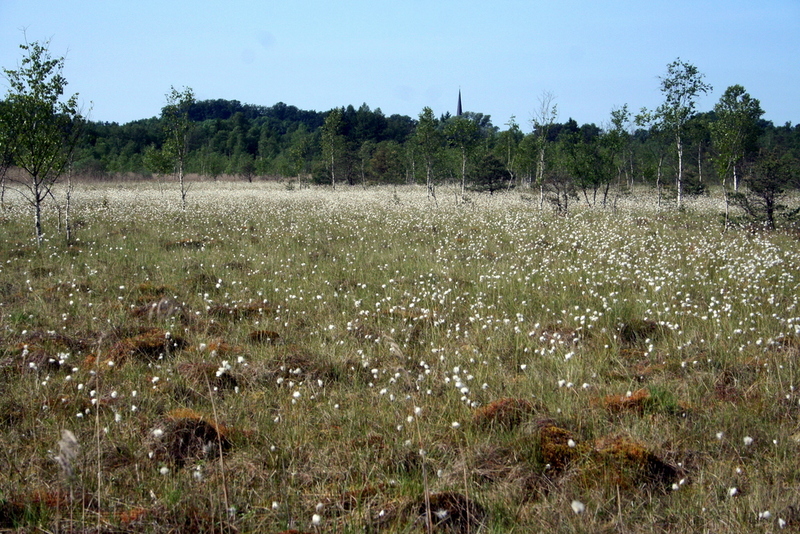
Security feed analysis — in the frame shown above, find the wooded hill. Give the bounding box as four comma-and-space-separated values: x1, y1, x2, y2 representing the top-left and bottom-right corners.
73, 97, 798, 195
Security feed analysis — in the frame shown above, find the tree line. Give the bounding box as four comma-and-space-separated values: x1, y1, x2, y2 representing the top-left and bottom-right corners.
67, 63, 798, 214
2, 41, 799, 244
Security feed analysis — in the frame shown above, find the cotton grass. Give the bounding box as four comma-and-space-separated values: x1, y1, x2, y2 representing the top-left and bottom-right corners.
1, 182, 799, 532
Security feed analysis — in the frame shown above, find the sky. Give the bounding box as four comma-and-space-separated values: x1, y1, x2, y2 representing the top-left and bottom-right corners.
1, 0, 798, 132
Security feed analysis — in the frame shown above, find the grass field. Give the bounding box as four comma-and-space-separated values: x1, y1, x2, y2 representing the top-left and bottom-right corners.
1, 181, 800, 533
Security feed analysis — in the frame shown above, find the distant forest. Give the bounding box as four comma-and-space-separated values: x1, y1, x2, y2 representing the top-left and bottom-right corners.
73, 96, 800, 197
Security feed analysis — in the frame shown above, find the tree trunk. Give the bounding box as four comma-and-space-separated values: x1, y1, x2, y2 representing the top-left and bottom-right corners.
536, 147, 545, 193
460, 147, 467, 202
697, 143, 703, 182
676, 134, 683, 209
722, 175, 730, 230
657, 155, 664, 211
628, 154, 635, 189
65, 167, 73, 244
34, 188, 43, 245
178, 158, 187, 211
0, 170, 5, 209
426, 162, 436, 202
765, 194, 776, 230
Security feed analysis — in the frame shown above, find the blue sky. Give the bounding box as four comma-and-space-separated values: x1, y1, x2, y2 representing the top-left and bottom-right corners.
1, 0, 798, 131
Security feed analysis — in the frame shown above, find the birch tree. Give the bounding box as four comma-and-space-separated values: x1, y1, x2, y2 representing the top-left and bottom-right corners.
0, 101, 11, 208
1, 39, 83, 243
415, 107, 442, 200
444, 115, 479, 202
496, 116, 523, 189
711, 85, 763, 191
530, 91, 558, 207
321, 107, 344, 189
161, 86, 195, 210
654, 59, 712, 208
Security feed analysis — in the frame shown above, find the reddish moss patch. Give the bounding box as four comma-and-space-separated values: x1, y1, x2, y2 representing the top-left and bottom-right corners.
473, 397, 538, 430
118, 506, 150, 526
587, 435, 678, 490
0, 490, 72, 529
599, 388, 651, 414
203, 338, 243, 356
538, 422, 582, 473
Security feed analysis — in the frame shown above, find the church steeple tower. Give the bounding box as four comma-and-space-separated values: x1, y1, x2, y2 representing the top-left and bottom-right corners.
456, 89, 463, 116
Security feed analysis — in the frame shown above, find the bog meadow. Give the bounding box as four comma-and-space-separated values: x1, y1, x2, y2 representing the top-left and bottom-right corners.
1, 180, 800, 533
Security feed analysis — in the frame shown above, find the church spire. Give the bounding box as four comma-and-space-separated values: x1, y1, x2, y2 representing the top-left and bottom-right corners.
456, 89, 463, 116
